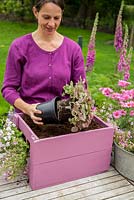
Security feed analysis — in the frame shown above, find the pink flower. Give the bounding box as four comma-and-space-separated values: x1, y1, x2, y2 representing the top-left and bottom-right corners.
118, 54, 125, 71
120, 101, 134, 108
127, 101, 134, 107
120, 109, 126, 116
121, 93, 130, 101
118, 80, 131, 87
130, 110, 134, 116
99, 87, 113, 97
120, 102, 128, 108
111, 92, 121, 100
124, 71, 130, 81
129, 89, 134, 98
113, 110, 122, 119
121, 89, 134, 100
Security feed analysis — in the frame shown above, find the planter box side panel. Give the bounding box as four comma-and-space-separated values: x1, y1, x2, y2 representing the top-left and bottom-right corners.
29, 149, 112, 190
30, 128, 114, 164
13, 114, 38, 143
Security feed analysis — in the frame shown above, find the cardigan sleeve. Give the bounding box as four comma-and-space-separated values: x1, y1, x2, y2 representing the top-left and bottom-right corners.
1, 41, 25, 105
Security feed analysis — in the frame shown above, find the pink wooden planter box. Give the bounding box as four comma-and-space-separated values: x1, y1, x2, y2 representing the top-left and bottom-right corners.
13, 113, 114, 190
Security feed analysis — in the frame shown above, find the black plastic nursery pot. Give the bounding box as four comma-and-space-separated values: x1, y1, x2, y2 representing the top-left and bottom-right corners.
36, 96, 60, 124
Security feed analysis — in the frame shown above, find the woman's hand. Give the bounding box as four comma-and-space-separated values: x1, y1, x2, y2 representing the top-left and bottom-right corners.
14, 98, 44, 125
24, 103, 44, 125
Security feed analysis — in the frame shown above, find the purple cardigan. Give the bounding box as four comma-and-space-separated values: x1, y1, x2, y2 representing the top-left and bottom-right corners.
2, 34, 86, 105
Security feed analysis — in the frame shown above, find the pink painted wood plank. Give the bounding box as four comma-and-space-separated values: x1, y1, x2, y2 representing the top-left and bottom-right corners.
30, 128, 113, 164
29, 149, 112, 190
13, 113, 38, 143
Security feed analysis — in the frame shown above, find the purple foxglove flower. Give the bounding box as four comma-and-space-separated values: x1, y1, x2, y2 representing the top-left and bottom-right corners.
114, 1, 124, 52
86, 49, 96, 72
86, 13, 99, 72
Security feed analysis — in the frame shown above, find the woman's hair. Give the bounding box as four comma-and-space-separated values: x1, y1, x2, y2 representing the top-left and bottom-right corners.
34, 0, 65, 12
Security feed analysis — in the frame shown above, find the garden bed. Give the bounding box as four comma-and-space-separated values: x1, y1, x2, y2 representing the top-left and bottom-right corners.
22, 114, 104, 139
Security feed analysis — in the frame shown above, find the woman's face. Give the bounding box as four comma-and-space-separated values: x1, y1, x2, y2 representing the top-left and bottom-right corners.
33, 2, 62, 36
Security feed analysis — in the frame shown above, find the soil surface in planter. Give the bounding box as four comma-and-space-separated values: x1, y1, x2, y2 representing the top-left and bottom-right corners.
22, 115, 104, 139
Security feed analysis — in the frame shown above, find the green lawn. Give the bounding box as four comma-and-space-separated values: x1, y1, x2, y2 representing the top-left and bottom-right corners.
0, 20, 121, 114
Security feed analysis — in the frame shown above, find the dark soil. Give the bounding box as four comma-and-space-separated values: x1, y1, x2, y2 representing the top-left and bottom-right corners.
22, 115, 104, 139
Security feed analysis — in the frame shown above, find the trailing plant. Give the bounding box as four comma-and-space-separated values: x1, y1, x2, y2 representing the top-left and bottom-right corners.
63, 78, 94, 132
0, 113, 29, 180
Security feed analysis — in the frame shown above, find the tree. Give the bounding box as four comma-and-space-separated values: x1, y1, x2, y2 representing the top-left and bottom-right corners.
75, 0, 95, 28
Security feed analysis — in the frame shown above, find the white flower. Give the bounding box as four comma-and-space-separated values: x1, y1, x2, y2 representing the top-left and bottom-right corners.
0, 142, 4, 147
7, 131, 12, 136
0, 129, 3, 135
7, 135, 11, 141
10, 130, 14, 135
3, 136, 9, 142
11, 123, 16, 128
5, 118, 12, 124
6, 142, 10, 147
5, 127, 12, 132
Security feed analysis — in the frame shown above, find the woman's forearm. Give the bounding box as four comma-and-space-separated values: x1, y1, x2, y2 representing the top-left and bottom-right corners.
14, 98, 31, 114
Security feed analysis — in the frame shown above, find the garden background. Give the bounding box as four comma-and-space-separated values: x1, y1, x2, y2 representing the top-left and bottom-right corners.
0, 0, 134, 114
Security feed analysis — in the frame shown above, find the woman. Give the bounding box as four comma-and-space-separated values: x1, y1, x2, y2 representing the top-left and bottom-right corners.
1, 0, 86, 125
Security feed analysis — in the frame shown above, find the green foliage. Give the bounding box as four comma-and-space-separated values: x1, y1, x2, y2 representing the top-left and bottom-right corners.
0, 114, 29, 180
64, 0, 81, 18
99, 17, 115, 33
95, 0, 122, 18
87, 72, 119, 107
0, 0, 33, 20
124, 5, 134, 25
0, 0, 134, 32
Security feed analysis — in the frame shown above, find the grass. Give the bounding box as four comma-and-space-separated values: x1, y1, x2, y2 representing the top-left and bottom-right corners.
0, 20, 124, 114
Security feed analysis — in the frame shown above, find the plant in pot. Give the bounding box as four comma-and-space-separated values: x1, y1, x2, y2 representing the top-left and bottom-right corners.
21, 78, 96, 139
35, 78, 94, 134
98, 79, 134, 181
